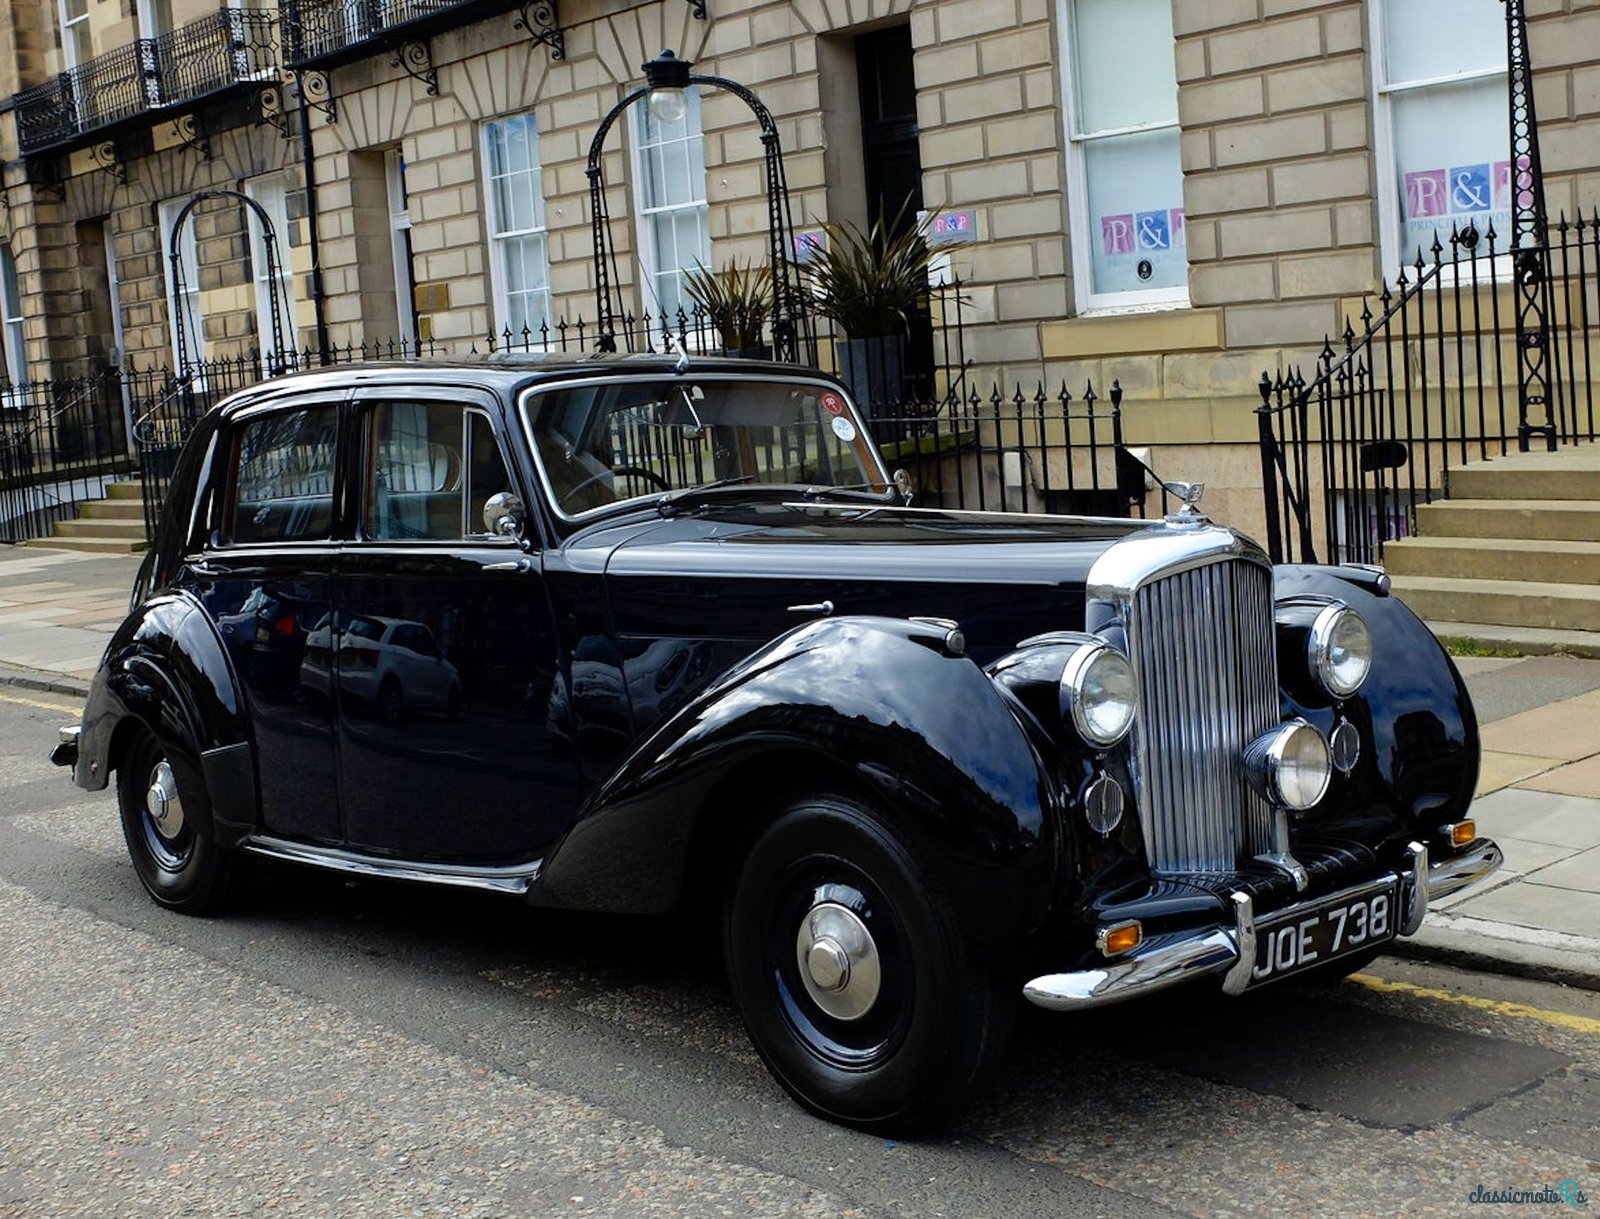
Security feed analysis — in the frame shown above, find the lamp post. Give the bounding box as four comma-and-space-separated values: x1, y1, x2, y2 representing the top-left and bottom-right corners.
1504, 0, 1554, 451
585, 50, 812, 364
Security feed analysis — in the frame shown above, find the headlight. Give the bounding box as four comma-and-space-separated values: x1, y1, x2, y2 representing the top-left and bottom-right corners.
1308, 604, 1371, 697
1245, 720, 1332, 810
1060, 643, 1136, 747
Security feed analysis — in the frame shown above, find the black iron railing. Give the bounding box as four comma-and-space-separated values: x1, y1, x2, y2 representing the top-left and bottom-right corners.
1256, 216, 1600, 566
283, 0, 510, 66
0, 371, 136, 543
11, 8, 276, 155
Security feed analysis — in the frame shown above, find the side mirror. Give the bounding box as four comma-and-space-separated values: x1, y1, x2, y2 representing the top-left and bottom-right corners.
892, 468, 914, 506
483, 491, 526, 538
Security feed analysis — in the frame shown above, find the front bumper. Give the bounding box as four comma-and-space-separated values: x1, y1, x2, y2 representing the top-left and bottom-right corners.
49, 724, 80, 770
1024, 837, 1504, 1011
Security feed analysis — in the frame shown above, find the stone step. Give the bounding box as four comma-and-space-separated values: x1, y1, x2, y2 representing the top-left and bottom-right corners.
1415, 498, 1600, 543
102, 481, 145, 500
50, 516, 150, 539
78, 498, 146, 521
1425, 620, 1600, 660
22, 535, 147, 554
1390, 574, 1600, 633
1448, 446, 1600, 501
1385, 535, 1600, 585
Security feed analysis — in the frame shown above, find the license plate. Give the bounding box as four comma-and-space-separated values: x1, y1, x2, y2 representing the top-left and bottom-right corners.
1248, 878, 1398, 987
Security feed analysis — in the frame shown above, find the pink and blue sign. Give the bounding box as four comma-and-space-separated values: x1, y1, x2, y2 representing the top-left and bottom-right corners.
1101, 209, 1186, 257
1405, 159, 1525, 220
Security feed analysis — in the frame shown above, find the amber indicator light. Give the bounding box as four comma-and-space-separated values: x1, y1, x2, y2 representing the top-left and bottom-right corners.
1100, 922, 1143, 958
1450, 820, 1477, 849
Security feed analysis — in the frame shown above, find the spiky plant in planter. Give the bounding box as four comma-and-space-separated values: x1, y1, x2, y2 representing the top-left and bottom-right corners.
682, 259, 774, 356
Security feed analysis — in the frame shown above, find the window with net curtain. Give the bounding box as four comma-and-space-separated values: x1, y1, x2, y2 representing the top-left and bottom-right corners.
1378, 0, 1509, 264
0, 246, 26, 385
483, 113, 553, 342
632, 86, 711, 322
1065, 0, 1187, 305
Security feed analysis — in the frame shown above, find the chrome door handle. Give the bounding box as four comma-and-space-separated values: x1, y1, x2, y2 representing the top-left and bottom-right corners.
485, 558, 533, 573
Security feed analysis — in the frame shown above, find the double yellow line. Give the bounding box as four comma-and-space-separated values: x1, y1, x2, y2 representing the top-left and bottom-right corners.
0, 690, 82, 715
1351, 973, 1600, 1036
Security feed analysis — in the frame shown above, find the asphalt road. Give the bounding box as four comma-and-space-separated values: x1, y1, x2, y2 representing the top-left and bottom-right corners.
2, 690, 1597, 1218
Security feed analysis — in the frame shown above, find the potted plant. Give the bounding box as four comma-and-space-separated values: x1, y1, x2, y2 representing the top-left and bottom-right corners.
682, 259, 773, 359
805, 203, 936, 414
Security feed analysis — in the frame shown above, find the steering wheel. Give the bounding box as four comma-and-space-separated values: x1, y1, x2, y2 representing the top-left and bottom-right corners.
563, 465, 672, 504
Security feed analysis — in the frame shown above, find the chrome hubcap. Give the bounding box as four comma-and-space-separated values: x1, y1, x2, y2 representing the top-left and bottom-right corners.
795, 901, 880, 1021
145, 760, 184, 840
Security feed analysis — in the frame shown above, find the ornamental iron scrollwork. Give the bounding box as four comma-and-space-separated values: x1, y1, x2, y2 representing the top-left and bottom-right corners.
514, 0, 564, 60
170, 113, 211, 159
89, 141, 124, 184
683, 0, 708, 17
299, 69, 336, 124
391, 41, 438, 95
256, 85, 289, 138
1503, 0, 1554, 451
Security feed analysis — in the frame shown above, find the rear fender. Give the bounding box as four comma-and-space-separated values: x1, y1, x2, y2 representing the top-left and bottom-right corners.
75, 592, 256, 842
534, 616, 1060, 948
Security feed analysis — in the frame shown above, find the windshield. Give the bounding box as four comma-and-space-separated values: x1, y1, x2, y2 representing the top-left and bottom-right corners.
525, 377, 888, 519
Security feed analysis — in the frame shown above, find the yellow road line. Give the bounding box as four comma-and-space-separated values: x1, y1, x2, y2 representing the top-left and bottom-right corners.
1350, 973, 1600, 1036
0, 691, 81, 715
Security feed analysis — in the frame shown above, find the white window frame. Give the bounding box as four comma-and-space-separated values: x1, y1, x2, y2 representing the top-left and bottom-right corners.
481, 112, 554, 343
159, 198, 204, 374
57, 0, 91, 71
1056, 0, 1189, 314
0, 245, 28, 387
386, 149, 418, 348
1369, 1, 1510, 275
629, 87, 711, 326
244, 171, 296, 363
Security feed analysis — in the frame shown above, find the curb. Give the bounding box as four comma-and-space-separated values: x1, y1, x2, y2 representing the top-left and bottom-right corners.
1389, 913, 1600, 994
0, 667, 91, 700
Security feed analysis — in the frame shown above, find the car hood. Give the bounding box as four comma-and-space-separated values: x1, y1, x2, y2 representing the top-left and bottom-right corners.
578, 501, 1152, 662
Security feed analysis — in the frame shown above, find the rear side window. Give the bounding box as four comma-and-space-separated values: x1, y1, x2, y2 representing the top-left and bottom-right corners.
229, 406, 340, 543
366, 401, 514, 541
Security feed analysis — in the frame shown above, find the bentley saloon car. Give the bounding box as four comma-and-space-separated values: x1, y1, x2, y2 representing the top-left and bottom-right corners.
53, 354, 1503, 1131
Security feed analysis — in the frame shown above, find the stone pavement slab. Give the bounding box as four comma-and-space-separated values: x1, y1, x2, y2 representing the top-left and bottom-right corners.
1520, 753, 1600, 797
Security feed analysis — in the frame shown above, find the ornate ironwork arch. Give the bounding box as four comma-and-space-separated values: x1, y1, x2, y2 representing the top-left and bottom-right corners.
167, 188, 292, 379
585, 53, 813, 364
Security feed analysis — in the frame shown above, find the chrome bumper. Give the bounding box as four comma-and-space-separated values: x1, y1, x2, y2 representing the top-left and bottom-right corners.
49, 724, 80, 770
1023, 838, 1503, 1012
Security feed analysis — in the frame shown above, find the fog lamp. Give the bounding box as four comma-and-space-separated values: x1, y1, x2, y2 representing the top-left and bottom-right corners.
1245, 720, 1332, 811
1083, 774, 1124, 835
1097, 920, 1142, 958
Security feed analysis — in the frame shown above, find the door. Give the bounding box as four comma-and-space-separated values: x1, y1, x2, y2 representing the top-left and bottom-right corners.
333, 388, 575, 862
185, 398, 344, 844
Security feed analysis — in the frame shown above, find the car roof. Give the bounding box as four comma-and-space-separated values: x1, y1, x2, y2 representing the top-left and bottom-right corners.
212, 353, 834, 417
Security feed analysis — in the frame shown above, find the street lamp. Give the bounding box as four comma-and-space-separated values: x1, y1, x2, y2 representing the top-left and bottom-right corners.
585, 50, 812, 364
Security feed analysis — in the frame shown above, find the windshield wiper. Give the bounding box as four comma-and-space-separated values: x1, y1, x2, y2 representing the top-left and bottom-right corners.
654, 475, 763, 515
799, 483, 895, 504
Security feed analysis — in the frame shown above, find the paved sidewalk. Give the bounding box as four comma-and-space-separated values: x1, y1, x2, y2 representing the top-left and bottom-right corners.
3, 542, 1597, 989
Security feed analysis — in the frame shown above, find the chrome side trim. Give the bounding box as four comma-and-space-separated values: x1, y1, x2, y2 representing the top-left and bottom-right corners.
241, 835, 542, 895
1425, 838, 1504, 902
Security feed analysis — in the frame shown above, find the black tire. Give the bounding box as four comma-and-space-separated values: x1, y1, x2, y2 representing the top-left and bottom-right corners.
376, 675, 403, 724
724, 793, 1013, 1133
116, 727, 243, 915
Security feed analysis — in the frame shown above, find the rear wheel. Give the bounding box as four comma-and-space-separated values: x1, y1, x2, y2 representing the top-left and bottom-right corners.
724, 793, 1012, 1133
116, 727, 242, 915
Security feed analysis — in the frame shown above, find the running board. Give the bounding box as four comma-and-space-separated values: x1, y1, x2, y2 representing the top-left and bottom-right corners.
240, 835, 541, 896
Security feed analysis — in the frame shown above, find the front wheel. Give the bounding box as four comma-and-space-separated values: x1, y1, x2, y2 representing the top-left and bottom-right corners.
724, 794, 1013, 1133
116, 727, 242, 915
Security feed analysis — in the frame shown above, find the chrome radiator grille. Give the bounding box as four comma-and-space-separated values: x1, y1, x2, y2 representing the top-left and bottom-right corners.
1127, 557, 1279, 873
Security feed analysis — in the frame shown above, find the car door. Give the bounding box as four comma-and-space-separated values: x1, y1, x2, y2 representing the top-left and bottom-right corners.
182, 396, 345, 845
333, 386, 577, 863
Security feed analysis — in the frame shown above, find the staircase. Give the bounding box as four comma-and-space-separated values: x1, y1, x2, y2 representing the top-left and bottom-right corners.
24, 480, 149, 553
1385, 446, 1600, 657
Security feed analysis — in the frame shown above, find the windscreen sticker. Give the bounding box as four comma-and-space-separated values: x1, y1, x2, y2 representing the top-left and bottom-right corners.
821, 392, 845, 416
831, 415, 857, 442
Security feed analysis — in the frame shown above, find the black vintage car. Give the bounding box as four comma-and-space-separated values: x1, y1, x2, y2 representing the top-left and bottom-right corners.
54, 354, 1501, 1131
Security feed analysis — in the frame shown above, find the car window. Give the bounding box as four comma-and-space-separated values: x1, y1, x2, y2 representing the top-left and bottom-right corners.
229, 405, 340, 544
526, 378, 887, 519
366, 402, 513, 541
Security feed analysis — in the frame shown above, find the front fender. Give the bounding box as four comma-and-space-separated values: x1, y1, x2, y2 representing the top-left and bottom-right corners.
75, 591, 256, 839
1274, 565, 1478, 834
534, 616, 1060, 948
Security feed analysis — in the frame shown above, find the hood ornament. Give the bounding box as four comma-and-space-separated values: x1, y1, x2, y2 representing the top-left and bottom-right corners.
1123, 448, 1209, 524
